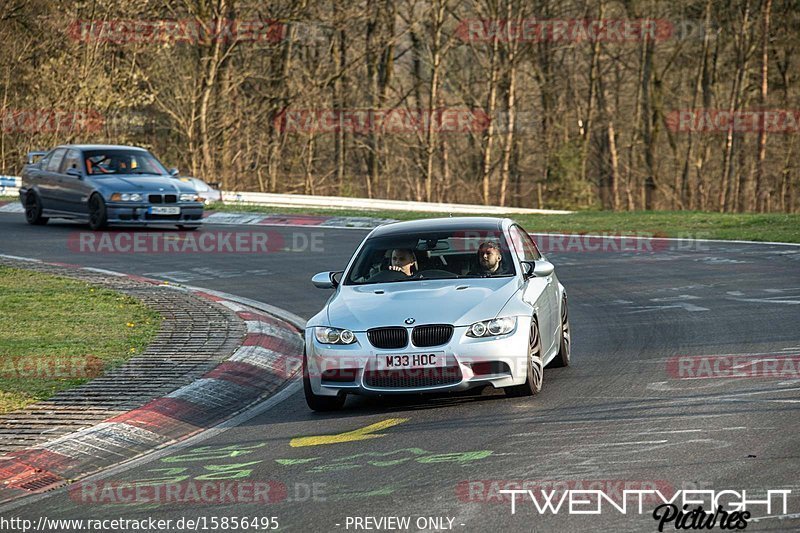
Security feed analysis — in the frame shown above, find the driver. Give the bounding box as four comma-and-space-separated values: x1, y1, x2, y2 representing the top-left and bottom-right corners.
388, 248, 417, 276
474, 241, 506, 276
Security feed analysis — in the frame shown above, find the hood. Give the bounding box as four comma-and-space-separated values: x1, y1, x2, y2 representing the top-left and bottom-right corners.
95, 175, 192, 193
325, 277, 520, 330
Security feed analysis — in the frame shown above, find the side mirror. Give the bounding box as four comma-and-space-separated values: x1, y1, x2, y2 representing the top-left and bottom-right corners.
521, 260, 554, 279
65, 167, 82, 178
168, 168, 179, 177
312, 271, 343, 289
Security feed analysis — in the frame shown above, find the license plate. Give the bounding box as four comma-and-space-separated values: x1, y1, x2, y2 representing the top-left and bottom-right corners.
376, 352, 446, 370
149, 206, 180, 215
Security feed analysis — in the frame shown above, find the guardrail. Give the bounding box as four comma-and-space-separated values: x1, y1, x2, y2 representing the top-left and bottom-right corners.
0, 176, 20, 197
1, 175, 572, 215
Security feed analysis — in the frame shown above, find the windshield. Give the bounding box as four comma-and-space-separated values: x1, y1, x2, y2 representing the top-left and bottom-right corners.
345, 230, 517, 285
84, 149, 167, 176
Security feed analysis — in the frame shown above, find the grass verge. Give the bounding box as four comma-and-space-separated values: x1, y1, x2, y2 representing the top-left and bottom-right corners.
0, 266, 161, 414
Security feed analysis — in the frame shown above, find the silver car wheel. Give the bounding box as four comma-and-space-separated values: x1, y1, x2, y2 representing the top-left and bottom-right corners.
506, 318, 542, 397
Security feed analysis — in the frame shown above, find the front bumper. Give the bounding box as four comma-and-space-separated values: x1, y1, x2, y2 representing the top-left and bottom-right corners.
105, 202, 204, 225
305, 317, 532, 396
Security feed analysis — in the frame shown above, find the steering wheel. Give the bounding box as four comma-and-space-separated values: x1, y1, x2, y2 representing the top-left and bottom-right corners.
367, 269, 410, 283
416, 269, 457, 279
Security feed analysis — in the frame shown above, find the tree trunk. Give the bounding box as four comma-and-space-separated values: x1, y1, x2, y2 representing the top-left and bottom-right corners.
581, 2, 604, 185
365, 0, 378, 198
333, 4, 347, 195
199, 3, 228, 183
720, 2, 752, 212
480, 14, 499, 205
641, 38, 656, 210
607, 121, 620, 211
499, 0, 520, 208
424, 0, 446, 203
754, 0, 772, 212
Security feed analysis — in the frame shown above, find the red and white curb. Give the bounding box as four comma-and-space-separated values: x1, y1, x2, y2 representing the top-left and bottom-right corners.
0, 255, 305, 504
202, 211, 395, 229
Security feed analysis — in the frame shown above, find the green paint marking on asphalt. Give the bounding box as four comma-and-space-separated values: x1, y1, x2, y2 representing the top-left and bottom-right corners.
130, 467, 190, 486
275, 458, 320, 465
417, 450, 494, 464
161, 443, 266, 463
275, 447, 494, 473
194, 461, 262, 480
368, 459, 409, 467
331, 485, 398, 501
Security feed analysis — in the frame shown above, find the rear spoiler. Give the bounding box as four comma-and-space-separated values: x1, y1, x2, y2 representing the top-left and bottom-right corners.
26, 151, 46, 165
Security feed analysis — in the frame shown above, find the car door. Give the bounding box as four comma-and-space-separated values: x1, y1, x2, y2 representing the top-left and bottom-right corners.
22, 150, 50, 201
58, 149, 91, 214
40, 148, 67, 210
510, 225, 558, 355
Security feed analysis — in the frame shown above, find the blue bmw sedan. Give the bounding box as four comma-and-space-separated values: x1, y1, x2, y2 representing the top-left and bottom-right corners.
19, 145, 204, 230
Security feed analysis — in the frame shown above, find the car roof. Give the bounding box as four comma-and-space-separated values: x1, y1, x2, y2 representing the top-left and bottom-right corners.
55, 144, 150, 152
369, 217, 509, 238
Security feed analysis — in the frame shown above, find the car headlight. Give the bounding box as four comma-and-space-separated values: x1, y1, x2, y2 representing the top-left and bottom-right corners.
179, 193, 202, 202
110, 192, 143, 202
466, 317, 516, 338
314, 327, 357, 345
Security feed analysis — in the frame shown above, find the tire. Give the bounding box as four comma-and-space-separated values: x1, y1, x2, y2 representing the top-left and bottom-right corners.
505, 317, 543, 397
177, 225, 200, 231
88, 194, 108, 231
24, 192, 49, 225
548, 294, 571, 368
303, 350, 346, 411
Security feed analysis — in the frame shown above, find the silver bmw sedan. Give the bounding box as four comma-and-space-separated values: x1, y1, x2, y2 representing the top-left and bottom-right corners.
304, 217, 570, 411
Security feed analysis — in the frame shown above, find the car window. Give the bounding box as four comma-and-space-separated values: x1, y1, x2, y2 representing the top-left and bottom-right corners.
46, 149, 66, 172
84, 149, 167, 175
38, 151, 52, 169
344, 230, 516, 285
62, 150, 82, 173
509, 225, 542, 261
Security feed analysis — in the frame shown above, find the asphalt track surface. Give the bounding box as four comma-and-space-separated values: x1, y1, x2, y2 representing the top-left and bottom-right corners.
1, 212, 799, 532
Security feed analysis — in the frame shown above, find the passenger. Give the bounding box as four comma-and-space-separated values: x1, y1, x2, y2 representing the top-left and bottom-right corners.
388, 248, 418, 276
